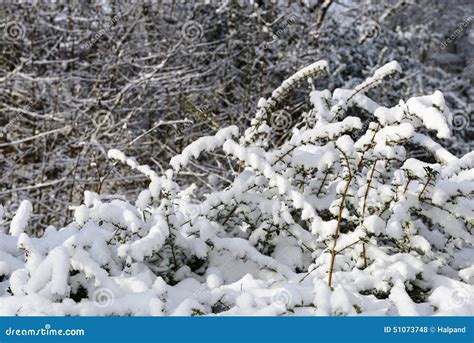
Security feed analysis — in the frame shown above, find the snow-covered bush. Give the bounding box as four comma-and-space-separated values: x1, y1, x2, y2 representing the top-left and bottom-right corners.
0, 61, 472, 316
3, 1, 472, 232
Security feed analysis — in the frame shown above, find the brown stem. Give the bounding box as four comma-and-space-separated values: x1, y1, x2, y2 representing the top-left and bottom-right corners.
222, 204, 238, 225
359, 160, 377, 268
334, 238, 361, 255
327, 125, 380, 287
327, 178, 352, 287
418, 175, 432, 200
361, 161, 377, 222
316, 168, 331, 197
403, 179, 411, 194
362, 241, 367, 268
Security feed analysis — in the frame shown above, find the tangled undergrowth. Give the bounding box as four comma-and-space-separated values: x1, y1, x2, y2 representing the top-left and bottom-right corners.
0, 60, 472, 316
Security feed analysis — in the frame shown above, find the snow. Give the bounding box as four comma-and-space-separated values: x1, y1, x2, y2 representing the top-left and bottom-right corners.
336, 135, 354, 154
370, 61, 402, 81
269, 61, 329, 105
389, 283, 419, 316
406, 91, 451, 139
411, 133, 457, 164
9, 200, 32, 237
363, 215, 385, 236
170, 126, 239, 171
24, 246, 70, 296
459, 266, 474, 284
0, 60, 472, 317
374, 122, 415, 144
409, 235, 431, 254
353, 61, 402, 95
310, 90, 332, 121
385, 205, 406, 240
374, 101, 405, 125
333, 89, 380, 114
292, 145, 337, 170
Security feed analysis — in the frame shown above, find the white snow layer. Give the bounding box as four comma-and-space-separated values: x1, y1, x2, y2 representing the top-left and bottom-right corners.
1, 60, 472, 317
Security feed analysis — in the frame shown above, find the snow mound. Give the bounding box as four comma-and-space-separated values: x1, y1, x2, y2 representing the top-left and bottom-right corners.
1, 61, 472, 316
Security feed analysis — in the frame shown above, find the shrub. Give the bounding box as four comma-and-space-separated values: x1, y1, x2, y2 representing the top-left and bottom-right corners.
0, 61, 472, 316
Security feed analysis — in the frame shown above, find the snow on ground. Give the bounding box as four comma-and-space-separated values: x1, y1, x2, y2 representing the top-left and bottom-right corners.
0, 61, 472, 316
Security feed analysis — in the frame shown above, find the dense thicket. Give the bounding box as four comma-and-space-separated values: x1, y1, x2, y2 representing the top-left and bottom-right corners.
1, 0, 472, 230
